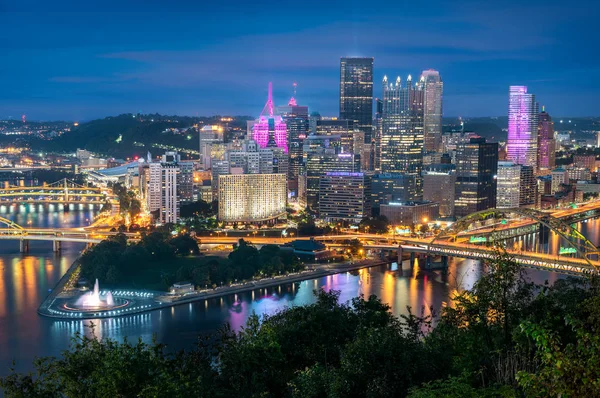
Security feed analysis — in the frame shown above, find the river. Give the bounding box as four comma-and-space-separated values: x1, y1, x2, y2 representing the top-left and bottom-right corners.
0, 206, 596, 376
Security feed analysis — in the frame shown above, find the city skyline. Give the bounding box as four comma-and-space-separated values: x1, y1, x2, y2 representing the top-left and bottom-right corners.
2, 0, 599, 120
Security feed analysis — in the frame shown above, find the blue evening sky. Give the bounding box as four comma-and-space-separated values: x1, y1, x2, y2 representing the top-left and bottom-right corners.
1, 0, 598, 121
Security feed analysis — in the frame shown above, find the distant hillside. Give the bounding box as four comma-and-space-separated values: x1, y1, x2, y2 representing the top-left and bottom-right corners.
29, 114, 251, 158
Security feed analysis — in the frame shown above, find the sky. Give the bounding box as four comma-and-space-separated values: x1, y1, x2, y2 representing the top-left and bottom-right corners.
1, 0, 599, 121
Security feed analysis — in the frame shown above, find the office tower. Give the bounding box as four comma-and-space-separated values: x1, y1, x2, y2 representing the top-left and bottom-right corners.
318, 172, 371, 223
422, 164, 456, 217
253, 83, 287, 151
507, 86, 539, 170
519, 165, 536, 206
304, 151, 360, 210
316, 119, 354, 153
286, 117, 309, 194
420, 69, 443, 152
380, 75, 424, 195
309, 112, 321, 135
537, 107, 556, 171
497, 161, 521, 208
340, 57, 374, 142
218, 174, 287, 223
148, 160, 179, 224
371, 173, 418, 211
272, 147, 289, 176
455, 137, 498, 217
573, 155, 596, 172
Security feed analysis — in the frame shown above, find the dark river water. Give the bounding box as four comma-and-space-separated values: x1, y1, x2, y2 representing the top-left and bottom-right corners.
0, 205, 596, 376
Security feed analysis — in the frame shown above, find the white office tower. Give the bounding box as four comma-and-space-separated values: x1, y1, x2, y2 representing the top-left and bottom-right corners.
148, 159, 179, 224
497, 161, 522, 208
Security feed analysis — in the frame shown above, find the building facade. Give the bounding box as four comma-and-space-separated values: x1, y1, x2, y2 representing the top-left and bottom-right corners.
507, 86, 539, 170
380, 201, 439, 226
454, 138, 498, 217
422, 164, 456, 217
318, 172, 371, 223
497, 161, 521, 208
340, 57, 374, 143
420, 69, 443, 153
380, 75, 424, 196
371, 173, 418, 211
218, 173, 287, 223
148, 162, 179, 224
537, 107, 556, 171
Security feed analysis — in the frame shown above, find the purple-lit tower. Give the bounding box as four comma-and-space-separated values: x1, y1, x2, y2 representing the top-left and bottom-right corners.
506, 86, 539, 171
537, 106, 556, 171
253, 83, 288, 152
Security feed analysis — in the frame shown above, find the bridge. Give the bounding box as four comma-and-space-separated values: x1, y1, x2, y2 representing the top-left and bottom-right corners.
0, 217, 138, 252
0, 179, 115, 205
197, 205, 600, 275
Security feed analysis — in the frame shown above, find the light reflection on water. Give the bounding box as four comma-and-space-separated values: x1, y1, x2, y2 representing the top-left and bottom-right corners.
0, 208, 597, 376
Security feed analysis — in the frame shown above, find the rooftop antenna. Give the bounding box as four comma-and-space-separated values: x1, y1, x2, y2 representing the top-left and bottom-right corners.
288, 82, 298, 106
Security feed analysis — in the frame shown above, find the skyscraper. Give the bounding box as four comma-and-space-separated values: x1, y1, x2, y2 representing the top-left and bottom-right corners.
148, 154, 180, 224
497, 161, 521, 208
319, 172, 371, 223
420, 69, 443, 153
537, 106, 556, 171
455, 137, 498, 217
507, 86, 539, 171
379, 75, 424, 195
340, 57, 374, 143
253, 83, 287, 151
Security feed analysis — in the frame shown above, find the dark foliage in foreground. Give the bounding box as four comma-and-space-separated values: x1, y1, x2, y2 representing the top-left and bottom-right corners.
3, 251, 600, 397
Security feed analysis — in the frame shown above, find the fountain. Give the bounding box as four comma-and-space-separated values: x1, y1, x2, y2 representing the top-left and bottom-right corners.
63, 279, 129, 312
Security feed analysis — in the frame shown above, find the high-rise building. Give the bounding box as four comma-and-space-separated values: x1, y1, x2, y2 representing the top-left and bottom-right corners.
286, 117, 309, 194
519, 165, 536, 207
218, 174, 287, 223
422, 164, 456, 217
252, 83, 287, 151
380, 75, 424, 196
455, 137, 498, 217
507, 86, 539, 170
537, 107, 556, 171
420, 70, 443, 153
318, 172, 371, 223
340, 57, 374, 143
371, 173, 418, 211
148, 159, 179, 224
497, 161, 521, 208
316, 119, 354, 153
380, 76, 423, 175
199, 125, 225, 169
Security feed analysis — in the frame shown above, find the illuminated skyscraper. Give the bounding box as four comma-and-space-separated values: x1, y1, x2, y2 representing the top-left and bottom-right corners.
316, 119, 354, 153
253, 83, 287, 152
537, 107, 556, 171
340, 57, 374, 143
420, 69, 443, 152
380, 75, 424, 195
507, 86, 538, 170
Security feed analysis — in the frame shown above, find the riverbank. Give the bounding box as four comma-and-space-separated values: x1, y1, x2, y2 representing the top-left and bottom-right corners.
38, 258, 391, 319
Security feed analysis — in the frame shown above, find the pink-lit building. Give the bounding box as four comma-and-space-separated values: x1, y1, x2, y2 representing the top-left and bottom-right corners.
252, 83, 288, 152
507, 86, 538, 171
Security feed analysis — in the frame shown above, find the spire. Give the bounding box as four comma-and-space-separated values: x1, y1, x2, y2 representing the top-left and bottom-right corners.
260, 82, 275, 118
288, 82, 297, 106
